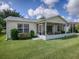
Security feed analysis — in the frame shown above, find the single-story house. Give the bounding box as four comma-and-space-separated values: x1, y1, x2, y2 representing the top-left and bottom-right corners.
5, 16, 76, 40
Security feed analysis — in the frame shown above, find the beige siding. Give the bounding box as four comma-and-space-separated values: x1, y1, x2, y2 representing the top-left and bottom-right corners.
6, 21, 37, 39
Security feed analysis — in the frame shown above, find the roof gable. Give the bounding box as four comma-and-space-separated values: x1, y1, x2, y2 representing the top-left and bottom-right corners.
37, 16, 67, 24
5, 16, 67, 24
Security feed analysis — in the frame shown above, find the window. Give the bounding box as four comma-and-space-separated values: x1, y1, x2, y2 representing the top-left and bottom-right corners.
37, 24, 42, 35
17, 24, 29, 33
37, 24, 44, 35
18, 24, 23, 33
47, 25, 52, 35
57, 25, 60, 31
57, 24, 62, 31
24, 24, 29, 32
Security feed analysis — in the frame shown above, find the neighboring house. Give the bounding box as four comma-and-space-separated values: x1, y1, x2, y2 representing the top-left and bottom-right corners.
5, 16, 75, 40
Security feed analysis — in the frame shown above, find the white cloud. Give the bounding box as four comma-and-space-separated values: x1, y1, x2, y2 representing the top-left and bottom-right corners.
61, 16, 73, 22
28, 6, 44, 17
67, 17, 72, 20
28, 9, 34, 17
28, 6, 59, 19
27, 0, 59, 19
24, 15, 29, 18
66, 16, 72, 22
61, 16, 65, 19
64, 0, 79, 17
43, 8, 59, 18
0, 2, 13, 12
34, 6, 44, 15
73, 18, 79, 22
41, 0, 59, 8
36, 15, 42, 19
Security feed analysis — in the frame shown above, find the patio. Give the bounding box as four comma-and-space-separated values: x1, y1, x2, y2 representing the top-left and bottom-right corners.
37, 22, 75, 40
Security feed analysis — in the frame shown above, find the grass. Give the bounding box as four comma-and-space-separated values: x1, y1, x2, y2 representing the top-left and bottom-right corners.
0, 35, 79, 59
0, 34, 6, 41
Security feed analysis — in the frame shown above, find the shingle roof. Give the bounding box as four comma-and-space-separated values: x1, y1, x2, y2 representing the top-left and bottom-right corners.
5, 16, 68, 23
5, 16, 37, 22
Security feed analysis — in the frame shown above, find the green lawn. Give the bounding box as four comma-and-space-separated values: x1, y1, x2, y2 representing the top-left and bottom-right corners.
0, 35, 79, 59
0, 34, 6, 41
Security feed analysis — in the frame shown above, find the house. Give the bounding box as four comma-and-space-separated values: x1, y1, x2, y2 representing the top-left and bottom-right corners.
5, 16, 75, 40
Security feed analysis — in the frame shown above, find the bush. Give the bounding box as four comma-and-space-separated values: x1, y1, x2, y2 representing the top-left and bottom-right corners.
61, 30, 65, 33
75, 24, 79, 32
30, 30, 35, 38
11, 29, 19, 40
18, 33, 31, 39
0, 25, 2, 34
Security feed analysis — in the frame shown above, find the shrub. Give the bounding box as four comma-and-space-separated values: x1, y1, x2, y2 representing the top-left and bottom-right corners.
75, 24, 79, 33
18, 33, 31, 39
0, 25, 2, 34
11, 29, 19, 40
30, 30, 35, 38
61, 30, 65, 33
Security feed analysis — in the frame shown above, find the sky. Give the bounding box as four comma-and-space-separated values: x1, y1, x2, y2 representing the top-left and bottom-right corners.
0, 0, 79, 22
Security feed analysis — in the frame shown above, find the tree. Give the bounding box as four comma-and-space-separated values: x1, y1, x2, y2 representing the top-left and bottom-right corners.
75, 24, 79, 32
0, 10, 21, 18
0, 24, 2, 34
0, 17, 3, 33
2, 10, 21, 18
0, 10, 21, 33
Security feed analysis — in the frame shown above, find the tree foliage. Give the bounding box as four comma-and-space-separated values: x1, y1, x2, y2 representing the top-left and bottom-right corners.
0, 10, 21, 33
75, 24, 79, 32
0, 10, 21, 18
0, 24, 2, 34
0, 17, 4, 33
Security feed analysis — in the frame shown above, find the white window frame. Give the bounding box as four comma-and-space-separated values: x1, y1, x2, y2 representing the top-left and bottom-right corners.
17, 24, 29, 33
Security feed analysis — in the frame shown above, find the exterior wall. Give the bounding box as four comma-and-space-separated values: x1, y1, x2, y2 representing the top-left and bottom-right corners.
6, 21, 17, 39
6, 21, 37, 39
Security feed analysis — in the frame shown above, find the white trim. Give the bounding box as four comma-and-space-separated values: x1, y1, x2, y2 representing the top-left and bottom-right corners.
38, 33, 76, 40
45, 21, 47, 36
